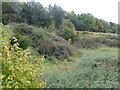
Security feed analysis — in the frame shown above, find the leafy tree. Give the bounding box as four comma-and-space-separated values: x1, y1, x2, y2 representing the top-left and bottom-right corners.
61, 19, 75, 29
64, 11, 74, 20
95, 18, 104, 32
100, 19, 110, 33
118, 24, 120, 34
109, 22, 118, 33
24, 2, 52, 27
48, 4, 65, 28
2, 2, 16, 24
2, 1, 117, 33
58, 19, 77, 42
70, 13, 96, 31
79, 13, 96, 31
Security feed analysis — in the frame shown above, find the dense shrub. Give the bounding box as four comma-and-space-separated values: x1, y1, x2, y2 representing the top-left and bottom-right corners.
31, 29, 75, 60
10, 33, 31, 50
1, 26, 45, 88
58, 26, 77, 42
99, 35, 118, 47
11, 24, 75, 60
57, 19, 77, 42
100, 35, 118, 40
74, 37, 103, 49
103, 39, 118, 47
74, 35, 118, 49
12, 23, 34, 35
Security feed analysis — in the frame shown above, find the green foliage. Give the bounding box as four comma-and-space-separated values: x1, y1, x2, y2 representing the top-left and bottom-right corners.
13, 23, 34, 35
1, 26, 45, 88
31, 29, 75, 60
78, 13, 96, 31
58, 26, 76, 42
58, 20, 77, 42
11, 33, 31, 50
12, 24, 75, 61
25, 2, 51, 27
118, 24, 120, 34
61, 19, 75, 29
42, 47, 118, 88
75, 37, 102, 49
48, 4, 65, 28
2, 14, 10, 25
109, 22, 117, 33
2, 2, 118, 33
74, 34, 118, 49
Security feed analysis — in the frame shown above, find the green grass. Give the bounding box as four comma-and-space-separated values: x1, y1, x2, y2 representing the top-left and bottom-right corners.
40, 47, 118, 88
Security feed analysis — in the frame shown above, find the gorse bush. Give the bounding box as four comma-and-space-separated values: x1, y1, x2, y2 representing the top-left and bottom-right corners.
1, 26, 45, 88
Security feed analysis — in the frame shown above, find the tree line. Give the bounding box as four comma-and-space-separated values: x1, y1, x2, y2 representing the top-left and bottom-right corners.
2, 2, 119, 33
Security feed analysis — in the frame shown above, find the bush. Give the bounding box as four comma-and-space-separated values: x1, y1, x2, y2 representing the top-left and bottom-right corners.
1, 26, 45, 88
58, 26, 77, 42
103, 39, 118, 47
13, 23, 34, 35
74, 35, 118, 49
12, 24, 75, 60
101, 35, 118, 40
10, 33, 31, 50
75, 37, 103, 49
31, 29, 75, 60
57, 19, 77, 42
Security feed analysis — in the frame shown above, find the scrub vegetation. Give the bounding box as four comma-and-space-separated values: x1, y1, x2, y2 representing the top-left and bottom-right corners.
1, 1, 119, 88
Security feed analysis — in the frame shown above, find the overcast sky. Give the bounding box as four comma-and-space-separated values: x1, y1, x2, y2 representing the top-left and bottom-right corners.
20, 0, 119, 24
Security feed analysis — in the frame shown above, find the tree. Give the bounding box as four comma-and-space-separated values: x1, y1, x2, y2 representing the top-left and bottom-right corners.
100, 19, 110, 33
2, 2, 16, 24
58, 19, 77, 42
95, 18, 104, 32
109, 22, 117, 33
48, 4, 65, 28
61, 19, 75, 29
118, 24, 120, 34
73, 13, 96, 31
22, 2, 52, 27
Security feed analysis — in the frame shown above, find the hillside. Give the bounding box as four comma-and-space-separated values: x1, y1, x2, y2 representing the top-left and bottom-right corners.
1, 23, 119, 88
1, 1, 119, 88
5, 23, 118, 88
